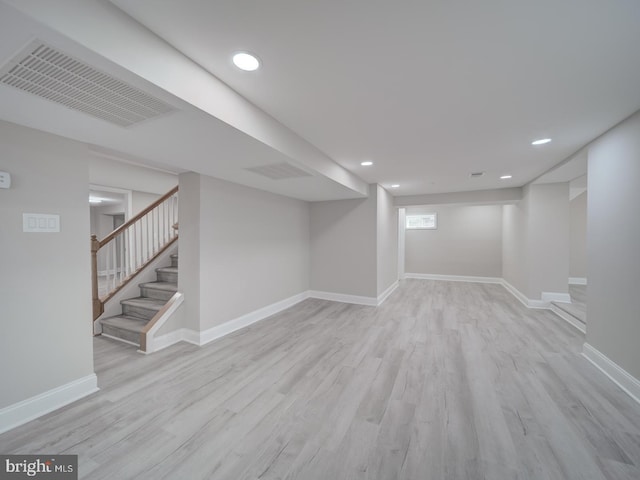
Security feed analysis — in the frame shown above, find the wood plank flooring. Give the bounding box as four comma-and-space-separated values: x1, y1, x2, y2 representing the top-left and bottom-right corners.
2, 280, 640, 479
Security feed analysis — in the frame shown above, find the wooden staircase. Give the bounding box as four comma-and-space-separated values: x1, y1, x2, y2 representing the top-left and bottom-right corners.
100, 254, 178, 347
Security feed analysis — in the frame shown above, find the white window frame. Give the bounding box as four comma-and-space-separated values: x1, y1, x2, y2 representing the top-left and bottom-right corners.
406, 213, 437, 230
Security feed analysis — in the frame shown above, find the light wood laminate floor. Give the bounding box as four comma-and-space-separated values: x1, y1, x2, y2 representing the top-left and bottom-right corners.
2, 280, 640, 479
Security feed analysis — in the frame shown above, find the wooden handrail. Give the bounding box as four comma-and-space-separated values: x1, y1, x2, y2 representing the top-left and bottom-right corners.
99, 237, 177, 306
99, 185, 178, 247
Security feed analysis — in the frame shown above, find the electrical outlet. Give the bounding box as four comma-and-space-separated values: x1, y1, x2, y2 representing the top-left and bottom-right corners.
0, 171, 10, 189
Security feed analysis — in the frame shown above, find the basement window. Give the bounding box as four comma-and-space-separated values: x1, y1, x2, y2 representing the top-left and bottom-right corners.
406, 214, 437, 230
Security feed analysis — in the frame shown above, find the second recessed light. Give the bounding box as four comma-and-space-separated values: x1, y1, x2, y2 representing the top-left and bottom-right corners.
361, 161, 373, 166
531, 138, 552, 145
500, 175, 513, 179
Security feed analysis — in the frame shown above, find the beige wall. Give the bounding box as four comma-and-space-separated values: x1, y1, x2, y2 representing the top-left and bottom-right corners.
376, 185, 398, 295
310, 185, 377, 297
406, 204, 503, 277
179, 173, 310, 331
587, 111, 640, 380
502, 183, 570, 299
569, 191, 588, 279
0, 121, 94, 408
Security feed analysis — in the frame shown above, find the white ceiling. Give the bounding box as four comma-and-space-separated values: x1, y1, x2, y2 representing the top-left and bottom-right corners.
2, 0, 640, 200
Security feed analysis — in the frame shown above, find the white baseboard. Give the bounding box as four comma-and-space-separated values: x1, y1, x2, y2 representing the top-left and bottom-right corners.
550, 304, 586, 333
146, 328, 190, 353
569, 277, 588, 285
198, 291, 311, 346
402, 276, 573, 314
152, 292, 312, 350
0, 374, 99, 435
102, 333, 139, 347
499, 280, 549, 309
541, 292, 572, 304
583, 343, 640, 405
377, 281, 399, 306
404, 273, 502, 284
308, 290, 377, 306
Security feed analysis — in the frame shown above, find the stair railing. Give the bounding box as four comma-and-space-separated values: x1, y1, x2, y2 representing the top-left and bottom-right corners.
91, 186, 178, 320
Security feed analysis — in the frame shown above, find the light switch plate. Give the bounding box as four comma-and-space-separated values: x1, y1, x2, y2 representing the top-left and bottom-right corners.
0, 171, 10, 189
23, 213, 60, 233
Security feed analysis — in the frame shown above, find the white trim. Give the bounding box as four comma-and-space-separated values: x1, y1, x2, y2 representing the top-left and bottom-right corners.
404, 273, 502, 284
499, 280, 549, 309
152, 292, 313, 349
0, 374, 98, 434
549, 304, 586, 333
569, 277, 588, 285
142, 293, 184, 353
146, 328, 193, 353
199, 291, 311, 346
102, 333, 139, 347
377, 281, 399, 306
541, 292, 571, 304
402, 275, 569, 311
308, 290, 377, 306
582, 343, 640, 405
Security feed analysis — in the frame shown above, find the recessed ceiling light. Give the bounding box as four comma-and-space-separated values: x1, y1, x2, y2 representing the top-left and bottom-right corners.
360, 161, 373, 166
89, 196, 103, 204
232, 52, 260, 71
531, 138, 552, 145
390, 184, 400, 188
500, 175, 513, 179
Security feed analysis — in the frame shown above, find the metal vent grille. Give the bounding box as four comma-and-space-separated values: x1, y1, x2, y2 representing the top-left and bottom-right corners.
470, 172, 485, 177
245, 162, 312, 180
0, 41, 176, 127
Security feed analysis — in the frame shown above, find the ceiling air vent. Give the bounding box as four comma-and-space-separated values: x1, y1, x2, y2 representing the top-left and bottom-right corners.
245, 162, 313, 180
470, 172, 485, 178
0, 41, 176, 127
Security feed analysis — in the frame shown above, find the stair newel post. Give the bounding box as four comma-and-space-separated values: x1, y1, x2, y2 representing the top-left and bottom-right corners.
91, 234, 103, 321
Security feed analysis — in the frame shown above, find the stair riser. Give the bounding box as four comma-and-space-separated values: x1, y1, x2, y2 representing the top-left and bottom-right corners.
102, 325, 140, 346
122, 304, 159, 321
140, 287, 176, 301
157, 271, 178, 283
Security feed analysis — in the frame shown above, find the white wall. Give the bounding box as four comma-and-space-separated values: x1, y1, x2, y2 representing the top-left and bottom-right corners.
527, 183, 570, 298
569, 191, 588, 279
177, 173, 201, 331
502, 200, 528, 291
502, 183, 570, 300
406, 204, 503, 277
587, 111, 640, 380
132, 191, 162, 216
179, 173, 310, 331
310, 185, 377, 297
376, 185, 398, 295
0, 121, 94, 408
